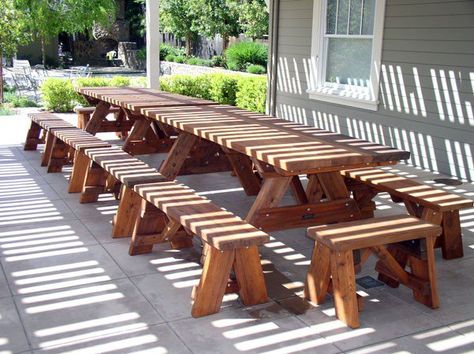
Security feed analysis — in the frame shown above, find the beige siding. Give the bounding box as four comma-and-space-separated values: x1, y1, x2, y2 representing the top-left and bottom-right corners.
274, 0, 474, 181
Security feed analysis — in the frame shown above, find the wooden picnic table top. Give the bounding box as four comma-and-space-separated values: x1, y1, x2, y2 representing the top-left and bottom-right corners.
77, 87, 215, 112
141, 104, 410, 174
78, 86, 410, 174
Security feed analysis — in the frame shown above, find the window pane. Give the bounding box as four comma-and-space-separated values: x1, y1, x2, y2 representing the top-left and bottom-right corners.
349, 0, 363, 35
325, 38, 372, 86
326, 0, 337, 34
362, 0, 375, 35
336, 0, 350, 34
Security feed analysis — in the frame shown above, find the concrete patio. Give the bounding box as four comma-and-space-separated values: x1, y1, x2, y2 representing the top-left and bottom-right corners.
1, 110, 474, 354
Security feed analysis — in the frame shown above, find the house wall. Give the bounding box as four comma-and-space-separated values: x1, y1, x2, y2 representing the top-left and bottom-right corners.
273, 0, 474, 182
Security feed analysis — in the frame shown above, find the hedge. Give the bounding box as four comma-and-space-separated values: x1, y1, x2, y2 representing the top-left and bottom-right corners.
40, 76, 145, 112
160, 74, 267, 113
41, 74, 267, 113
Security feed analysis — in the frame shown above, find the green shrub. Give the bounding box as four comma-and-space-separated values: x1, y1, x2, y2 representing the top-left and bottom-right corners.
137, 48, 147, 61
209, 74, 240, 105
160, 73, 267, 113
236, 76, 267, 113
109, 76, 131, 87
4, 92, 38, 107
40, 78, 76, 112
174, 55, 186, 64
225, 41, 268, 71
160, 75, 212, 100
211, 55, 226, 68
246, 64, 267, 75
185, 57, 212, 67
130, 76, 147, 88
164, 54, 175, 62
0, 105, 15, 115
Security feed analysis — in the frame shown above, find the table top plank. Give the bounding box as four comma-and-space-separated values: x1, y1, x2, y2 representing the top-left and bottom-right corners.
142, 104, 410, 173
78, 87, 215, 112
78, 87, 410, 173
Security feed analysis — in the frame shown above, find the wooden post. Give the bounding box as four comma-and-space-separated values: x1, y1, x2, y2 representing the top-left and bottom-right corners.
146, 0, 160, 89
234, 246, 268, 305
330, 250, 359, 328
192, 247, 235, 317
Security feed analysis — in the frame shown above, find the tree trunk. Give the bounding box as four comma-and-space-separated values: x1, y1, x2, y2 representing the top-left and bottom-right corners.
41, 36, 46, 66
185, 34, 193, 56
222, 34, 230, 51
0, 50, 4, 104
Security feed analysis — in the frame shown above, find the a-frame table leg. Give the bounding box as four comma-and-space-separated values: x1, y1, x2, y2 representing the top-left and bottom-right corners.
84, 101, 111, 135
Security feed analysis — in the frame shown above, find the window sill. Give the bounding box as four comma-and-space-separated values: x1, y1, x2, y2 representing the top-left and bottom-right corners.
307, 89, 379, 111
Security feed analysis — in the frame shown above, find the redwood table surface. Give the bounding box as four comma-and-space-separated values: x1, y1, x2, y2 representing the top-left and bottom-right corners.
78, 87, 215, 113
140, 104, 410, 174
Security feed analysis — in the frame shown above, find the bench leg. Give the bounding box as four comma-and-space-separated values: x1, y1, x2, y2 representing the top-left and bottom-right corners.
331, 250, 360, 328
129, 201, 167, 255
305, 242, 331, 304
41, 132, 55, 167
234, 246, 268, 306
440, 211, 463, 260
113, 186, 142, 238
47, 138, 69, 173
80, 162, 107, 203
77, 113, 91, 130
192, 248, 235, 317
409, 237, 440, 309
68, 152, 91, 193
24, 121, 42, 151
377, 245, 408, 288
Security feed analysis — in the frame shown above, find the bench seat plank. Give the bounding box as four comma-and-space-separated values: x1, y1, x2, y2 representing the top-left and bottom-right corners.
342, 168, 473, 212
134, 182, 269, 251
308, 215, 442, 251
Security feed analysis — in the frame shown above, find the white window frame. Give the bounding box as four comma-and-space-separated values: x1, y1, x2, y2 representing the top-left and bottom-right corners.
307, 0, 386, 111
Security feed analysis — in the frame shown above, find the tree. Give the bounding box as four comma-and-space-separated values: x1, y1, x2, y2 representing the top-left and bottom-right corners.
239, 0, 269, 40
190, 0, 241, 50
15, 0, 117, 65
0, 0, 31, 103
160, 0, 200, 56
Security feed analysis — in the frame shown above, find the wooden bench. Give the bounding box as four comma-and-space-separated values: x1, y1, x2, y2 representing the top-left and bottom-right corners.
78, 145, 270, 317
24, 112, 75, 151
74, 106, 132, 137
342, 167, 473, 259
305, 215, 442, 328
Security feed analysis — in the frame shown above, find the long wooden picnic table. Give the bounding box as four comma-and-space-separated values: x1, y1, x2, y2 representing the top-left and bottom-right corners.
77, 87, 410, 232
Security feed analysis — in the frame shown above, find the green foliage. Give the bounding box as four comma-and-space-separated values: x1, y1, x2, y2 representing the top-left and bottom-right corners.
40, 78, 77, 113
225, 41, 268, 71
130, 76, 147, 88
165, 54, 176, 62
174, 56, 186, 64
160, 73, 267, 113
189, 0, 240, 48
137, 48, 147, 61
0, 106, 15, 116
4, 92, 38, 107
246, 64, 266, 75
236, 76, 267, 113
160, 0, 200, 55
160, 75, 212, 99
110, 76, 132, 87
185, 57, 212, 67
41, 76, 142, 112
209, 74, 240, 105
239, 0, 269, 40
0, 0, 31, 57
211, 55, 226, 67
160, 44, 186, 61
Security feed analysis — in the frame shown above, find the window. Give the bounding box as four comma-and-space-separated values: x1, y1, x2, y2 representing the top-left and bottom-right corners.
308, 0, 386, 110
